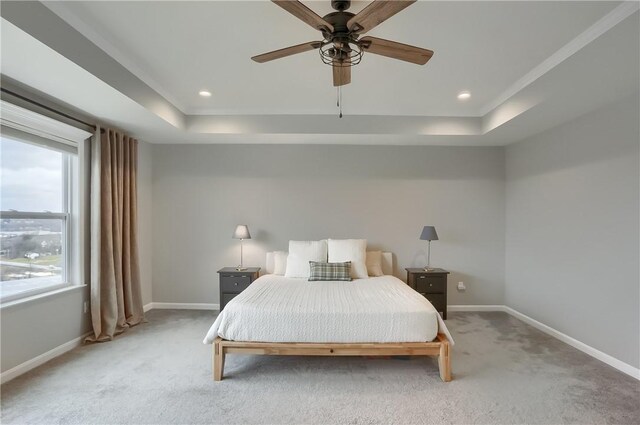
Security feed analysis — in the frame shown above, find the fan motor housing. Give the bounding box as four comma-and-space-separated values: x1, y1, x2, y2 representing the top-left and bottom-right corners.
323, 11, 356, 34
331, 0, 351, 11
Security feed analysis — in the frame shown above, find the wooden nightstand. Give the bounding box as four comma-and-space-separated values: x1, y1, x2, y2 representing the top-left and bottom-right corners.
405, 268, 450, 319
218, 267, 260, 311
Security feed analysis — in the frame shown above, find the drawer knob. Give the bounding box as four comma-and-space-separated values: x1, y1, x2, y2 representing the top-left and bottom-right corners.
234, 282, 238, 286
419, 276, 425, 279
429, 283, 433, 287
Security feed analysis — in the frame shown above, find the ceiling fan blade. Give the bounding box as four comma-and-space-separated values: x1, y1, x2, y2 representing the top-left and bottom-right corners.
360, 36, 433, 65
347, 0, 416, 34
252, 41, 322, 63
332, 61, 351, 86
272, 0, 334, 32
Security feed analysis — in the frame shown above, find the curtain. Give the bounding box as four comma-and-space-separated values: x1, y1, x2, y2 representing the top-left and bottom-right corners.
87, 127, 145, 342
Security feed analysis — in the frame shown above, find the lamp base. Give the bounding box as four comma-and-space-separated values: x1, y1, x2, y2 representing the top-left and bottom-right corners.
424, 266, 435, 272
236, 266, 247, 271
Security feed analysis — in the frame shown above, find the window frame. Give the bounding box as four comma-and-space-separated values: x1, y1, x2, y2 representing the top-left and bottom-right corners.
0, 99, 92, 304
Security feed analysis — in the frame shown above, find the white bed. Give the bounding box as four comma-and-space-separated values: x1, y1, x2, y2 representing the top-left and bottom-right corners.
204, 274, 452, 344
205, 251, 454, 382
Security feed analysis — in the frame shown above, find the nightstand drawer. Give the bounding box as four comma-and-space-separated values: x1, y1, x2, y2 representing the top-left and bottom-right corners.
415, 276, 446, 293
406, 268, 449, 320
220, 276, 251, 293
220, 273, 252, 281
221, 292, 240, 306
421, 293, 446, 312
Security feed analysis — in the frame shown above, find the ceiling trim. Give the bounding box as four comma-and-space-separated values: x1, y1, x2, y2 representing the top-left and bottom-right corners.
480, 1, 640, 116
187, 114, 482, 136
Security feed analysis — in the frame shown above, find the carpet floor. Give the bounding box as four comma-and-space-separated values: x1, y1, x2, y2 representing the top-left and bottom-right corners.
1, 310, 638, 424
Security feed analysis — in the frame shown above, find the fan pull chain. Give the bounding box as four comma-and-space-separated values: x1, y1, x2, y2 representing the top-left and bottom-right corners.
337, 85, 343, 118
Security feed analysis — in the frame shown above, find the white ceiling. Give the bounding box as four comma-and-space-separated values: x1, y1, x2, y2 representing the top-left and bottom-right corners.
45, 1, 618, 116
0, 1, 638, 145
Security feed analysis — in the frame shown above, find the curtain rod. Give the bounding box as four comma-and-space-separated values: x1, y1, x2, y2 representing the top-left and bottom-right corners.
1, 87, 105, 134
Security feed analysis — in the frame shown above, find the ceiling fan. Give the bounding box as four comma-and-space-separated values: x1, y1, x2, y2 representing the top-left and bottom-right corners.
252, 0, 434, 88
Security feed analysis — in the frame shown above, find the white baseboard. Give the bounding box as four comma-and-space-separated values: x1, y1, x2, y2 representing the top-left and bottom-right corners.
0, 331, 92, 385
448, 305, 505, 312
502, 306, 640, 380
448, 304, 639, 380
145, 302, 219, 311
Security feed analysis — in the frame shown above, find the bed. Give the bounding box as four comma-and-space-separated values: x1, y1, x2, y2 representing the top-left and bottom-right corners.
204, 252, 453, 381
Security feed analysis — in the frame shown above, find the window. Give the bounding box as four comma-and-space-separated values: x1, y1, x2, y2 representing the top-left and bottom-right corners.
0, 136, 75, 302
0, 99, 91, 303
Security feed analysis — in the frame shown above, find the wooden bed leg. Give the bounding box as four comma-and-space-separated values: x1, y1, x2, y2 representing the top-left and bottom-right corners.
213, 337, 225, 381
438, 336, 451, 382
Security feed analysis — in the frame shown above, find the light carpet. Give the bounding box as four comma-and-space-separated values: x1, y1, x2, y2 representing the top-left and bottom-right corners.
1, 310, 638, 424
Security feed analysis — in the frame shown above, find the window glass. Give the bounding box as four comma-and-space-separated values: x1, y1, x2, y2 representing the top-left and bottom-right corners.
1, 136, 64, 212
0, 218, 64, 291
0, 136, 70, 301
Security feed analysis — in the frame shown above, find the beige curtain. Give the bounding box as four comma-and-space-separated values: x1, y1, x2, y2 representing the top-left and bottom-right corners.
87, 127, 145, 342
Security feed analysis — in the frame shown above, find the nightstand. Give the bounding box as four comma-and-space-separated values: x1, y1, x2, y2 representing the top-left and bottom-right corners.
405, 268, 450, 319
218, 267, 260, 311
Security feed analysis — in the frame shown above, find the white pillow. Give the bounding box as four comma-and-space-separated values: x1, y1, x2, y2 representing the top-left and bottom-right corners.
328, 239, 368, 279
366, 251, 384, 277
273, 251, 288, 275
285, 240, 328, 278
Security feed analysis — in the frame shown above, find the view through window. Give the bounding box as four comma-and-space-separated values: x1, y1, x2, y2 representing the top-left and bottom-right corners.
0, 136, 71, 301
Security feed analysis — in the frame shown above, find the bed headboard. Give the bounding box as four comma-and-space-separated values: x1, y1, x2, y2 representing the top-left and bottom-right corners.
266, 251, 394, 276
265, 251, 278, 274
379, 252, 393, 275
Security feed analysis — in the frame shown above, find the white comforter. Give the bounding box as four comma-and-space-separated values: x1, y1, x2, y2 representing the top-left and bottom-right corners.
203, 274, 453, 344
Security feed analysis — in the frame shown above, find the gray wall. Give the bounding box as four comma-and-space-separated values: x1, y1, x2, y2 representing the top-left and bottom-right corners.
505, 94, 640, 368
152, 145, 506, 306
0, 287, 91, 373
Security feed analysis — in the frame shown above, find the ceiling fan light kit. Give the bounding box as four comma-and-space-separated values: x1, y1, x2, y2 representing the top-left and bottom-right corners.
253, 0, 433, 117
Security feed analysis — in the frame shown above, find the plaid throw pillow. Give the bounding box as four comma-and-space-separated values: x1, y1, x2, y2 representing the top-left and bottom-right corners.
308, 261, 352, 281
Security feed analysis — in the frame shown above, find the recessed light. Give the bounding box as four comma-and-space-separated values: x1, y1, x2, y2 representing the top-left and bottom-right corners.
457, 91, 471, 100
199, 90, 212, 97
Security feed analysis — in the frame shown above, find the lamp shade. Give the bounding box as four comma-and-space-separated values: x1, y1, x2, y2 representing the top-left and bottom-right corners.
233, 225, 251, 240
419, 226, 438, 241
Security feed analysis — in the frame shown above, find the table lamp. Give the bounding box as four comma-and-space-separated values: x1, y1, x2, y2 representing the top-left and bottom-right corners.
233, 225, 251, 271
420, 226, 438, 271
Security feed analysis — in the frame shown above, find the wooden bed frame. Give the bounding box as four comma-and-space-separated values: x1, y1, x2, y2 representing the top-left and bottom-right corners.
212, 333, 452, 382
